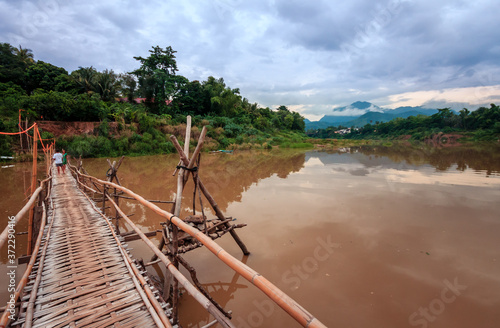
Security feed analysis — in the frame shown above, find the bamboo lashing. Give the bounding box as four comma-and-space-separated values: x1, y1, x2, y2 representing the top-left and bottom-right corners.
169, 135, 250, 255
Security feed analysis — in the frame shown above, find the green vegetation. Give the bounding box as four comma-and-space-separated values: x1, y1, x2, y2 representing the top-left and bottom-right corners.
308, 107, 500, 142
0, 43, 307, 157
2, 42, 498, 159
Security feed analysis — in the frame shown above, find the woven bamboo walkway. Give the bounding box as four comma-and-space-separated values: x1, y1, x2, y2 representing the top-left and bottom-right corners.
15, 170, 169, 327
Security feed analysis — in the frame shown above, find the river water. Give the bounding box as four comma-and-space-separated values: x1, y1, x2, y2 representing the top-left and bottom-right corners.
1, 144, 499, 327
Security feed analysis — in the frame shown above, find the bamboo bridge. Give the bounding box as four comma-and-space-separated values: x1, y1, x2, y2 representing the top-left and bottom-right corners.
0, 117, 327, 328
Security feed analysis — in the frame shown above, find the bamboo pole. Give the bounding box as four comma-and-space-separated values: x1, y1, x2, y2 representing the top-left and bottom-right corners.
19, 117, 23, 152
76, 173, 326, 328
26, 118, 31, 154
27, 124, 38, 255
107, 159, 121, 233
0, 187, 40, 250
171, 115, 191, 323
111, 195, 174, 203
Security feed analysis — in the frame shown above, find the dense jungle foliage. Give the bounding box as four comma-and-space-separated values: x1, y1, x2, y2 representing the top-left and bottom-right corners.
0, 43, 308, 157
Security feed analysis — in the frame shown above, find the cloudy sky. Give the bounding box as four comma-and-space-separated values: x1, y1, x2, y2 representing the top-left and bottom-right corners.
1, 0, 500, 119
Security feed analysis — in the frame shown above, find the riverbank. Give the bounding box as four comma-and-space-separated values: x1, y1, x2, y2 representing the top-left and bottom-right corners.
3, 137, 499, 163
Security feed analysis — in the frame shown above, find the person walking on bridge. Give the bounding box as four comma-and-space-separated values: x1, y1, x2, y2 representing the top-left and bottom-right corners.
62, 149, 68, 174
52, 149, 64, 175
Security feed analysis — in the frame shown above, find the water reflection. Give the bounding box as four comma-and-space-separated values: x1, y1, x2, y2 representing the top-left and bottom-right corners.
177, 255, 250, 328
80, 150, 306, 232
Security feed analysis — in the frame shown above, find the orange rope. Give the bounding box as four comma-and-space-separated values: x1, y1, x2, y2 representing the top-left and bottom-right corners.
2, 108, 55, 155
36, 127, 47, 152
0, 123, 36, 135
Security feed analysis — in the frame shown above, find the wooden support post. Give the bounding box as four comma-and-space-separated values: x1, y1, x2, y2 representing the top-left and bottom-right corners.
153, 116, 193, 264
30, 187, 46, 252
170, 134, 250, 255
113, 185, 119, 233
19, 118, 23, 152
172, 115, 191, 324
27, 123, 38, 256
105, 156, 125, 233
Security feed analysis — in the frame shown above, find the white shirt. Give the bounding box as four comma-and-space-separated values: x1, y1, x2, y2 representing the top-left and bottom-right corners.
53, 153, 63, 164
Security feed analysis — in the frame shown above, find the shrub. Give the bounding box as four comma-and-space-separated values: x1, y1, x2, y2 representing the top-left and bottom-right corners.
93, 136, 113, 155
115, 136, 130, 153
69, 138, 92, 157
224, 122, 242, 138
97, 119, 110, 137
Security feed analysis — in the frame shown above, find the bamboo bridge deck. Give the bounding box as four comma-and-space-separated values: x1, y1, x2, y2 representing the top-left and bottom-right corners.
13, 170, 170, 327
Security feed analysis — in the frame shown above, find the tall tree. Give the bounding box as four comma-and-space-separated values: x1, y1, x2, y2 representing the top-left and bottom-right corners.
117, 73, 137, 102
94, 69, 118, 102
202, 76, 242, 116
25, 61, 68, 94
172, 78, 207, 115
0, 43, 27, 87
14, 45, 34, 65
459, 108, 470, 130
131, 45, 179, 114
71, 66, 97, 94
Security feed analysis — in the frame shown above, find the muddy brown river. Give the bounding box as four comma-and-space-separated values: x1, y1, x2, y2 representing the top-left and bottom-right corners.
1, 145, 500, 327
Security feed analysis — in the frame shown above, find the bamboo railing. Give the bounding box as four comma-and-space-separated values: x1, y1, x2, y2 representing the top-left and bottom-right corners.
0, 178, 52, 328
0, 117, 56, 327
70, 147, 327, 328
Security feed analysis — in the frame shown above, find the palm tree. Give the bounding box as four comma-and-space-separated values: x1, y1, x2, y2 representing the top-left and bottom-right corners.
459, 108, 470, 130
14, 45, 34, 64
95, 69, 118, 102
71, 66, 97, 94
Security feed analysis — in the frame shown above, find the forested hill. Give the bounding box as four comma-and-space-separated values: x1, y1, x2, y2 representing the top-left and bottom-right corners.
305, 101, 439, 130
307, 106, 500, 141
0, 43, 307, 157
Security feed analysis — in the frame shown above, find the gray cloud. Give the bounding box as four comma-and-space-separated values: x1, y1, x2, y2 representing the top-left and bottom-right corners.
2, 0, 499, 118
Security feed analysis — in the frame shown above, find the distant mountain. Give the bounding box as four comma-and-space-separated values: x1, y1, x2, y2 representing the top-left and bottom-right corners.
305, 102, 438, 130
343, 111, 397, 127
385, 106, 438, 116
319, 115, 357, 124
